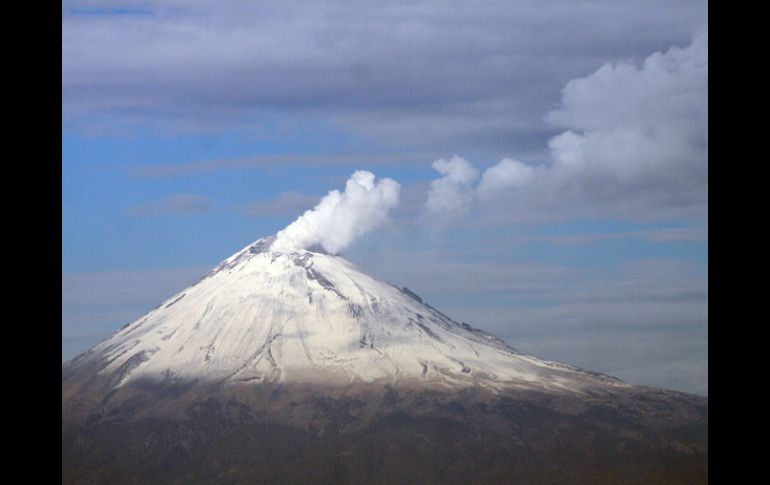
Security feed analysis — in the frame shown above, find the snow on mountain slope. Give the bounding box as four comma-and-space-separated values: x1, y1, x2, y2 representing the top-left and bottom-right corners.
66, 237, 626, 393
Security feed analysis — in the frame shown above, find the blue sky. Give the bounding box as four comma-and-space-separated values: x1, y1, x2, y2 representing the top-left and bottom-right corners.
62, 131, 438, 270
63, 130, 706, 272
62, 0, 707, 395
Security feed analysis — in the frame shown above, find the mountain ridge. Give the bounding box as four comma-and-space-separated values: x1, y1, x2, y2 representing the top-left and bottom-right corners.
63, 236, 625, 394
62, 235, 707, 484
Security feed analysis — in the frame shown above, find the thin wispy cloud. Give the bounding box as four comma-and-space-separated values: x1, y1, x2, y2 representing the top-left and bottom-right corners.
540, 226, 707, 246
345, 247, 707, 394
127, 194, 212, 216
62, 265, 211, 362
127, 152, 432, 178
243, 191, 319, 218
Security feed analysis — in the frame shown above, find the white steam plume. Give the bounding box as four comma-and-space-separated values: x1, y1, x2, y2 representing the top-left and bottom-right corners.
270, 170, 401, 254
424, 155, 480, 216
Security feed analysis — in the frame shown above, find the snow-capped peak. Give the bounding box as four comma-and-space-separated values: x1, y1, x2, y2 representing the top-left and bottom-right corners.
66, 237, 625, 393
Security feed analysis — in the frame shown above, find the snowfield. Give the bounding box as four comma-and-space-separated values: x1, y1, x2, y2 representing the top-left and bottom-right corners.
73, 237, 626, 393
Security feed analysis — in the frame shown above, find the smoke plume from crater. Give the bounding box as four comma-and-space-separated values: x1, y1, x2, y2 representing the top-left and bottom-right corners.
270, 170, 401, 254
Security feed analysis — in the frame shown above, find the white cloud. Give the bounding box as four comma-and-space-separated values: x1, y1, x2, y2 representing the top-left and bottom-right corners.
544, 30, 707, 206
424, 155, 480, 217
422, 30, 708, 220
477, 158, 536, 200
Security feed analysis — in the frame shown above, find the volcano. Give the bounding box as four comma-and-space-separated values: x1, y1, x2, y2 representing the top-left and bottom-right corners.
62, 237, 708, 484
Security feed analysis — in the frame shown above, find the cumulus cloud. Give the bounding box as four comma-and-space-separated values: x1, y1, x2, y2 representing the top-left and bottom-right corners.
424, 155, 480, 217
543, 30, 708, 206
476, 158, 536, 200
270, 171, 401, 254
422, 30, 707, 220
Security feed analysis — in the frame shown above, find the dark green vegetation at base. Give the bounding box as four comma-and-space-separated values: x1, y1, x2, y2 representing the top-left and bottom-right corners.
62, 382, 707, 484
